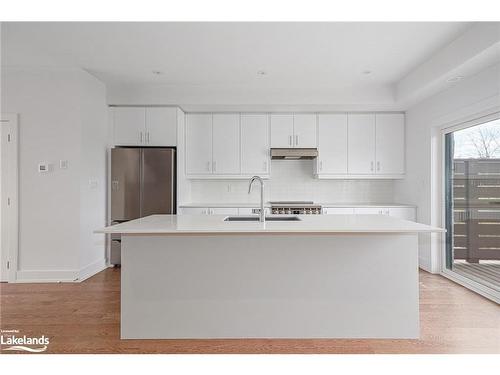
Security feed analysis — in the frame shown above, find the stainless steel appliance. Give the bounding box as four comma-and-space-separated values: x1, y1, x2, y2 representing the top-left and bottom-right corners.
110, 147, 176, 265
270, 148, 318, 160
270, 201, 322, 215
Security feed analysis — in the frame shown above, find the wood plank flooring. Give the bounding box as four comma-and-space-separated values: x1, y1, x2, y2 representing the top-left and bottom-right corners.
0, 268, 499, 354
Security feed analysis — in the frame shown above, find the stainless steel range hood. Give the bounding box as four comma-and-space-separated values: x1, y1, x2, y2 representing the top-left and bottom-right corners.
270, 148, 318, 160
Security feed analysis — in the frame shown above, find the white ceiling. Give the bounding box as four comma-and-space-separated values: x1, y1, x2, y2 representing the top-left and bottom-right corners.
1, 22, 483, 109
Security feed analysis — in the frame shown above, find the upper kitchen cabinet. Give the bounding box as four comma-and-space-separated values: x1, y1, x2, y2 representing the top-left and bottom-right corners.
212, 114, 240, 174
185, 113, 213, 175
112, 106, 178, 146
375, 114, 405, 175
145, 107, 177, 146
241, 114, 270, 175
270, 114, 317, 148
293, 114, 317, 148
113, 107, 146, 146
348, 114, 376, 174
347, 113, 405, 177
270, 114, 294, 148
317, 114, 348, 175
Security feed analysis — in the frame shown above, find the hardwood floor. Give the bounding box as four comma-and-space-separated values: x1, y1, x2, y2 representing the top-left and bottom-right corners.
1, 268, 499, 354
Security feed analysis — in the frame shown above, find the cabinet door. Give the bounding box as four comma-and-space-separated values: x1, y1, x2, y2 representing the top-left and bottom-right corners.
375, 114, 405, 175
113, 107, 146, 146
145, 107, 177, 146
212, 114, 240, 174
323, 207, 354, 214
293, 114, 317, 148
210, 208, 239, 215
353, 207, 387, 215
185, 114, 212, 175
318, 114, 348, 174
180, 207, 209, 215
348, 114, 376, 174
241, 114, 269, 175
389, 207, 416, 221
270, 114, 294, 148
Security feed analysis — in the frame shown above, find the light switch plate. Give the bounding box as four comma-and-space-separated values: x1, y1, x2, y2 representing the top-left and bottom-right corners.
38, 163, 52, 173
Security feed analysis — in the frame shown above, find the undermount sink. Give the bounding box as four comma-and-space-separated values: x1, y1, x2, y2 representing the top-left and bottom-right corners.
224, 216, 301, 222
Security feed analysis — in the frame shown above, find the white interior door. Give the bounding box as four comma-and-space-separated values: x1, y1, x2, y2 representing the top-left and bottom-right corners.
348, 114, 376, 174
270, 114, 294, 148
241, 114, 269, 175
318, 114, 348, 174
212, 114, 240, 174
375, 113, 405, 175
185, 114, 213, 175
145, 107, 177, 146
293, 114, 317, 148
113, 107, 146, 146
1, 114, 19, 282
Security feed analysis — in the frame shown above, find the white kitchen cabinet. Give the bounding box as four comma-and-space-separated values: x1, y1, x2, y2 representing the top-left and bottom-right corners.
353, 207, 389, 215
317, 114, 348, 174
348, 114, 376, 174
293, 114, 317, 148
375, 114, 405, 175
389, 207, 416, 221
212, 114, 240, 174
113, 107, 146, 146
145, 107, 177, 146
270, 114, 294, 148
211, 208, 239, 215
179, 207, 238, 215
238, 207, 269, 215
241, 114, 269, 175
179, 207, 210, 215
185, 114, 213, 175
323, 207, 354, 214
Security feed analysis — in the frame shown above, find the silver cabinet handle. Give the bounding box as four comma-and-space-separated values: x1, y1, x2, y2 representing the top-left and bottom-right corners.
295, 135, 299, 146
289, 135, 292, 146
377, 161, 380, 171
213, 161, 216, 172
370, 161, 374, 171
206, 161, 211, 172
140, 131, 143, 144
147, 131, 150, 144
319, 161, 323, 171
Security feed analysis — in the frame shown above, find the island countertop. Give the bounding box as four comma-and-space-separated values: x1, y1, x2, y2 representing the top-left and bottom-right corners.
97, 214, 444, 235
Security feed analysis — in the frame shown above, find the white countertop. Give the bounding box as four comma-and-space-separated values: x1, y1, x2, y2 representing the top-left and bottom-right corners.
179, 202, 416, 208
97, 214, 443, 235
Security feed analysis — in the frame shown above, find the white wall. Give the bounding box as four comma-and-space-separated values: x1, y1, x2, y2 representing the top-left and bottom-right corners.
394, 63, 500, 273
188, 160, 395, 204
1, 67, 108, 282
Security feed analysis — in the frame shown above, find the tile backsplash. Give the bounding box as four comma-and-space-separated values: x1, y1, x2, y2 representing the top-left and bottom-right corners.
189, 160, 395, 204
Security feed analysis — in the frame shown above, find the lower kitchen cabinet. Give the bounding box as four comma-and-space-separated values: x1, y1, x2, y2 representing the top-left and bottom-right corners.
179, 207, 238, 215
353, 206, 416, 221
323, 207, 355, 214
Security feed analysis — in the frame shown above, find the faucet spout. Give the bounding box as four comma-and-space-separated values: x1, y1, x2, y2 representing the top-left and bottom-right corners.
248, 176, 265, 223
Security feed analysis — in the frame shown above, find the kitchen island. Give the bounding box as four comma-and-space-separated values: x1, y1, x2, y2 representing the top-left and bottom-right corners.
98, 214, 444, 339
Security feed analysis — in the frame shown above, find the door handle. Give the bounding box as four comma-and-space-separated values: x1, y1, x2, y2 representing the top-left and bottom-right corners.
370, 161, 374, 171
140, 132, 143, 144
213, 161, 216, 172
295, 135, 299, 146
146, 131, 150, 144
207, 161, 211, 172
289, 135, 292, 146
377, 161, 380, 171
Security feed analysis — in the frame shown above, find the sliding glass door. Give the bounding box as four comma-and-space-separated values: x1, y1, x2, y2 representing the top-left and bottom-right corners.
444, 117, 500, 298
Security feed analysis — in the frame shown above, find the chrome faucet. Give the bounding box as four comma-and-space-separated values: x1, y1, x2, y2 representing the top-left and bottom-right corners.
248, 176, 265, 223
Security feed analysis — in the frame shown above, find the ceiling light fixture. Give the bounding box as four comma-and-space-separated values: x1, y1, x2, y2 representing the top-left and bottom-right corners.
362, 70, 372, 75
257, 70, 267, 76
446, 75, 464, 83
152, 70, 162, 75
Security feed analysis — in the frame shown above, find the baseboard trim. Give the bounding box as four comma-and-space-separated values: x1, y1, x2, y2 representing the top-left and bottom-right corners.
15, 269, 79, 283
77, 258, 107, 282
418, 257, 432, 273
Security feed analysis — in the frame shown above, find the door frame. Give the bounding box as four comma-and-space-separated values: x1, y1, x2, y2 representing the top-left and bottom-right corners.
439, 110, 500, 304
1, 113, 19, 283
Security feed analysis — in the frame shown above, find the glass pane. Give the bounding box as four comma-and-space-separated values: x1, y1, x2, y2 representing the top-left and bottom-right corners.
445, 119, 500, 292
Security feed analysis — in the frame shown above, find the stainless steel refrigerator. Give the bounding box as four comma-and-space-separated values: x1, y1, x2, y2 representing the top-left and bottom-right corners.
110, 147, 176, 265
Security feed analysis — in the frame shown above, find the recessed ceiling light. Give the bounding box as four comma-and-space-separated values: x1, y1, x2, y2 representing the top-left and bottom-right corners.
257, 70, 267, 76
446, 76, 464, 83
152, 70, 162, 75
362, 70, 372, 75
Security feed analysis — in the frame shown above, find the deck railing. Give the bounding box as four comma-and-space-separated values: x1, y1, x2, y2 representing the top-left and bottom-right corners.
453, 158, 500, 262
